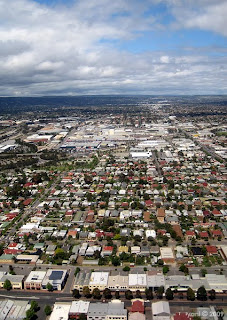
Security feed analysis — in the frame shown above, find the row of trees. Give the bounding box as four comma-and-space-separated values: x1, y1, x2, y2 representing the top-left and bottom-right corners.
72, 285, 214, 301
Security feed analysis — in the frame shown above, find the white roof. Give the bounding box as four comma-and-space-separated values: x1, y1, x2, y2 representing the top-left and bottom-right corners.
69, 301, 90, 314
160, 247, 174, 259
49, 303, 71, 320
25, 271, 47, 283
89, 272, 109, 286
128, 273, 147, 286
145, 230, 156, 238
152, 301, 170, 316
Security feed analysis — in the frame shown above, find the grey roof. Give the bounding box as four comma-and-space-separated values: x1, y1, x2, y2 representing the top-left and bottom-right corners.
49, 271, 64, 281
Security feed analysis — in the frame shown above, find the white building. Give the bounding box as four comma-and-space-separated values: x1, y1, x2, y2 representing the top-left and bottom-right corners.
25, 271, 47, 290
69, 301, 90, 319
49, 303, 71, 320
89, 272, 109, 291
152, 301, 171, 320
128, 273, 147, 291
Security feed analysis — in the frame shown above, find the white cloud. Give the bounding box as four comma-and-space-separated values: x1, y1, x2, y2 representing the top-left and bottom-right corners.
0, 0, 226, 95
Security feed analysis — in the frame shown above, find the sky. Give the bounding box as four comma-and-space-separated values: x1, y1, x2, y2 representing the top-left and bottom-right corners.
0, 0, 226, 96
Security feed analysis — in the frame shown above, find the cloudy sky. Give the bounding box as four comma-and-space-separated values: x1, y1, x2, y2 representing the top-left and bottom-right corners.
0, 0, 226, 96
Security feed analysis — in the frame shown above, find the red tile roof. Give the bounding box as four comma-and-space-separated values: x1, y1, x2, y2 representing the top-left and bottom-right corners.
131, 300, 144, 313
174, 313, 192, 320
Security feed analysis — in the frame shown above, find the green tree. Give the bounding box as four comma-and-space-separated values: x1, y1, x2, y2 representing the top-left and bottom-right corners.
3, 279, 12, 291
157, 259, 164, 266
201, 268, 207, 277
165, 288, 174, 300
145, 288, 153, 300
55, 248, 66, 260
30, 300, 39, 312
46, 282, 53, 292
44, 305, 52, 316
209, 289, 216, 300
79, 314, 87, 320
162, 266, 169, 274
92, 287, 101, 299
196, 286, 207, 301
103, 288, 112, 299
125, 290, 133, 300
187, 287, 195, 301
179, 264, 189, 275
112, 256, 121, 266
72, 289, 80, 299
25, 308, 35, 320
82, 286, 91, 298
135, 290, 142, 298
123, 266, 130, 272
156, 286, 164, 299
74, 267, 81, 277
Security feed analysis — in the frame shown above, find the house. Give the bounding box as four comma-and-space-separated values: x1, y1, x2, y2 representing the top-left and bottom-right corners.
131, 246, 141, 255
172, 224, 183, 238
185, 230, 196, 240
128, 312, 146, 320
160, 247, 175, 263
211, 229, 222, 238
174, 313, 192, 320
191, 247, 205, 257
145, 230, 156, 239
67, 230, 77, 239
157, 208, 165, 223
118, 246, 129, 255
120, 228, 131, 237
46, 245, 56, 256
199, 231, 209, 240
140, 246, 150, 257
206, 245, 218, 256
131, 300, 145, 313
101, 246, 113, 257
152, 301, 171, 320
133, 230, 143, 238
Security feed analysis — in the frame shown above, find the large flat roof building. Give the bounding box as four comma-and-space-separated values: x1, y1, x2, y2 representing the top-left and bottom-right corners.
89, 272, 109, 290
24, 271, 47, 290
49, 303, 71, 320
42, 269, 68, 291
128, 273, 147, 291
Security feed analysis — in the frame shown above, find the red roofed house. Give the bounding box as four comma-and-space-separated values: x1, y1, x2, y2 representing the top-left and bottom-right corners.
174, 313, 192, 320
157, 208, 165, 223
185, 231, 196, 241
211, 230, 223, 238
212, 209, 222, 217
206, 245, 218, 256
131, 300, 145, 314
199, 231, 209, 240
67, 230, 77, 239
23, 198, 33, 206
101, 246, 113, 257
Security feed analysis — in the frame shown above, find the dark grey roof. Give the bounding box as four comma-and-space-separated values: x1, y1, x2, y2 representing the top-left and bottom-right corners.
49, 271, 64, 280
